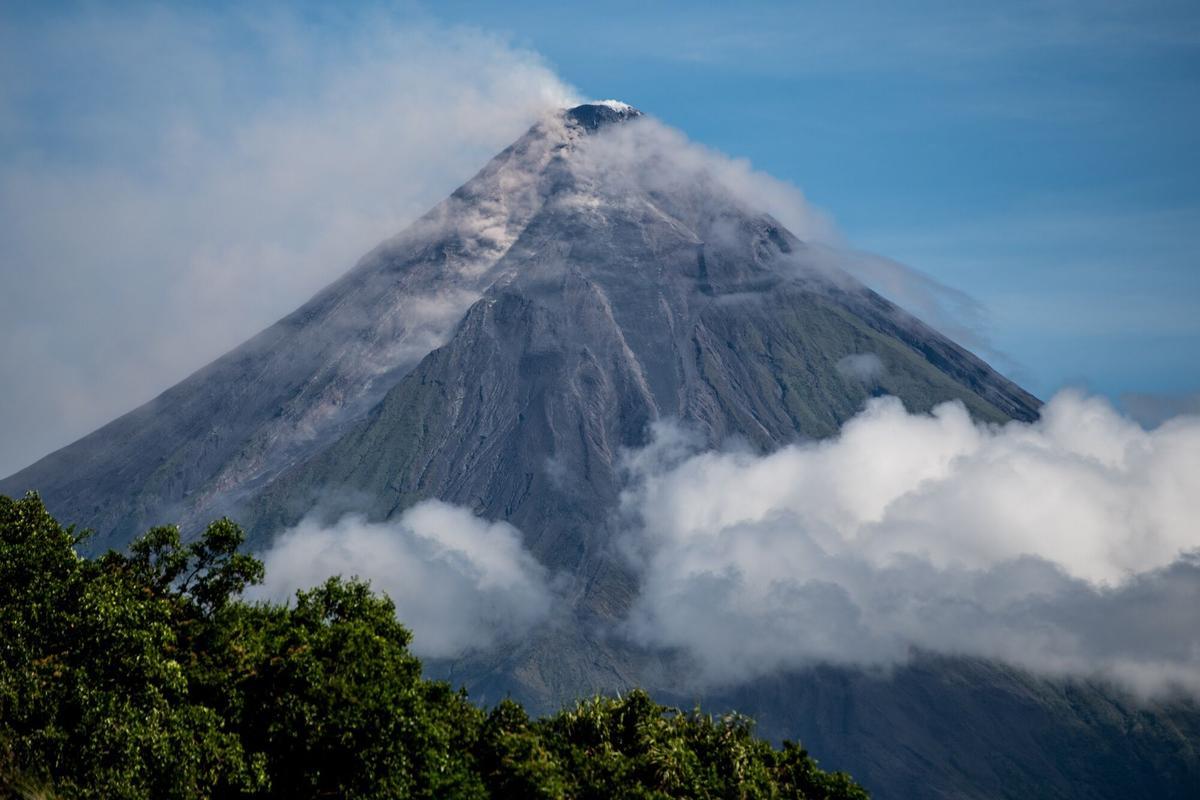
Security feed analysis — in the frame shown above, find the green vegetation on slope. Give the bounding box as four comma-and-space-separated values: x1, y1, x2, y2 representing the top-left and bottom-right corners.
0, 493, 866, 800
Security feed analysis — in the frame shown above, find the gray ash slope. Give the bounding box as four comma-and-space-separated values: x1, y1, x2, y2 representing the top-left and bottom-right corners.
3, 101, 1035, 554
1, 102, 643, 551
242, 105, 1036, 589
5, 104, 1195, 799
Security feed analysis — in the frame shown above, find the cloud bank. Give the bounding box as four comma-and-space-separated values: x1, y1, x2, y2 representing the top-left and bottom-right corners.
620, 391, 1200, 695
246, 389, 1200, 694
255, 500, 557, 659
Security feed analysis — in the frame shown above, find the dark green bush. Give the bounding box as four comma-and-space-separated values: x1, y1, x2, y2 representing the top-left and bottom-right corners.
0, 493, 866, 799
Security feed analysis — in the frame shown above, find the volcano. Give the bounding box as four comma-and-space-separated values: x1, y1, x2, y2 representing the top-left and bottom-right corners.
4, 103, 1196, 799
0, 102, 1037, 554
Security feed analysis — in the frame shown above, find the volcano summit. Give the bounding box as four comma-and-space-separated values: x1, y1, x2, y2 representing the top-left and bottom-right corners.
5, 104, 1196, 799
0, 103, 1036, 553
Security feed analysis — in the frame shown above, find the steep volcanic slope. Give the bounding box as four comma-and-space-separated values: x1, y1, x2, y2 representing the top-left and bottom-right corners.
242, 180, 1039, 609
237, 104, 1039, 672
2, 102, 1035, 552
0, 104, 634, 549
8, 103, 1196, 800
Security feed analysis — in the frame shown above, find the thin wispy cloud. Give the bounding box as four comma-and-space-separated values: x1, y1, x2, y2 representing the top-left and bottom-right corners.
859, 203, 1200, 397
0, 5, 577, 476
569, 116, 991, 349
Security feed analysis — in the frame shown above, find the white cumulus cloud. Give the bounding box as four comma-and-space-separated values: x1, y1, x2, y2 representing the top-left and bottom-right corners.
621, 391, 1200, 695
254, 500, 557, 659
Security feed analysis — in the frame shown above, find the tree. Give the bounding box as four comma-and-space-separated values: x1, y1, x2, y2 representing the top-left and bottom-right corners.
0, 493, 263, 798
0, 492, 867, 799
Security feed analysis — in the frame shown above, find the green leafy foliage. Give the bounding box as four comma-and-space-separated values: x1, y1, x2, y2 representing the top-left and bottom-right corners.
0, 493, 866, 799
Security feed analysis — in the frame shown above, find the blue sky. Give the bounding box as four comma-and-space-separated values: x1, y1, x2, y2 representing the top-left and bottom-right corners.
426, 0, 1200, 400
1, 0, 1198, 472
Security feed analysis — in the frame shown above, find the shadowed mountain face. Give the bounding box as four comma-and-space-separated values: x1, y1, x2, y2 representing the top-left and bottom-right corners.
672, 656, 1200, 800
4, 104, 1194, 799
0, 102, 1037, 554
